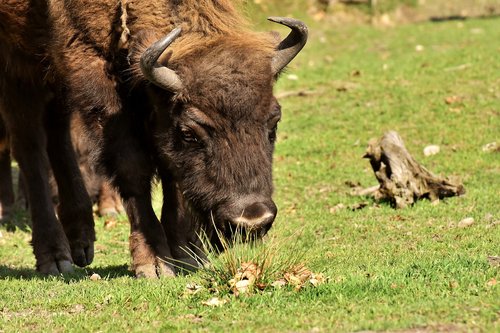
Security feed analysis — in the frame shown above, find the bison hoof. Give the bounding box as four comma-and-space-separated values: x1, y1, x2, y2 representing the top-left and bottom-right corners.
38, 259, 74, 275
135, 261, 175, 279
71, 243, 94, 267
98, 207, 119, 217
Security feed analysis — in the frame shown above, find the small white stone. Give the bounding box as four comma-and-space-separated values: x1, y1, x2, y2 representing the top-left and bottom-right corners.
90, 273, 102, 281
424, 145, 440, 156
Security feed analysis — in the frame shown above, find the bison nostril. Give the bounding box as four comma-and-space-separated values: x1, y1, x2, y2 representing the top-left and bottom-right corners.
231, 201, 277, 230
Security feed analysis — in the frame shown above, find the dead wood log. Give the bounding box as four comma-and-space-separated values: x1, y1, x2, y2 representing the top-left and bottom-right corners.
363, 131, 465, 208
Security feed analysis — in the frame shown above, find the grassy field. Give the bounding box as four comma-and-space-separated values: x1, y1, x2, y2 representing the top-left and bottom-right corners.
1, 10, 499, 333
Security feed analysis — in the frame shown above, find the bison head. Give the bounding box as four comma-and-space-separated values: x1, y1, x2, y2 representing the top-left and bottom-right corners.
141, 18, 307, 244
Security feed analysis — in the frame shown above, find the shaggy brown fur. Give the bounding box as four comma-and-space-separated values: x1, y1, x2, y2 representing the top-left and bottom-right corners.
1, 0, 305, 277
0, 1, 95, 273
0, 116, 14, 218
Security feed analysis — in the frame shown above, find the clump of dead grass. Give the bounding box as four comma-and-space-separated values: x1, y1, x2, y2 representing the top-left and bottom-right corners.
181, 226, 326, 297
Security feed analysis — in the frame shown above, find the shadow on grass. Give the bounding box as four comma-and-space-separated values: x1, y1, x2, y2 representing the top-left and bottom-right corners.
0, 206, 32, 233
0, 264, 133, 281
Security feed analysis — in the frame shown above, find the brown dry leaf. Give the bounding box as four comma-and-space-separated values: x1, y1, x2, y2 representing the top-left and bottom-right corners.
284, 265, 313, 290
309, 273, 326, 287
445, 95, 463, 105
486, 221, 500, 229
329, 203, 345, 214
183, 283, 204, 297
68, 304, 85, 314
458, 217, 475, 228
201, 297, 228, 307
104, 218, 117, 229
239, 262, 261, 283
228, 261, 262, 294
271, 279, 287, 289
292, 265, 313, 282
284, 273, 303, 288
255, 282, 267, 290
487, 256, 500, 267
486, 278, 497, 287
180, 314, 203, 324
482, 142, 499, 153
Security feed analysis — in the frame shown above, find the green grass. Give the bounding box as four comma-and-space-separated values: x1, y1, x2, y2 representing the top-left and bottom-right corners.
1, 15, 500, 333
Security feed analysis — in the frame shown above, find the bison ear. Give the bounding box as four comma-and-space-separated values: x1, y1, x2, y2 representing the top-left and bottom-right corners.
158, 50, 174, 67
268, 17, 308, 75
140, 27, 184, 93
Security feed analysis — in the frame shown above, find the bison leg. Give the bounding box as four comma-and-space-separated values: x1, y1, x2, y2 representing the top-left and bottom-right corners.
0, 118, 15, 219
45, 99, 95, 267
101, 115, 175, 278
0, 88, 73, 274
160, 172, 206, 273
126, 196, 175, 278
97, 181, 124, 217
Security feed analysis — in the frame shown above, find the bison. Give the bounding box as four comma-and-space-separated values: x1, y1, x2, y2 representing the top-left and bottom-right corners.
0, 0, 307, 278
0, 113, 123, 219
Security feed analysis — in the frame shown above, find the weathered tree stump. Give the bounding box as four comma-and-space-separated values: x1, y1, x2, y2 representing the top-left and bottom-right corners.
362, 131, 465, 208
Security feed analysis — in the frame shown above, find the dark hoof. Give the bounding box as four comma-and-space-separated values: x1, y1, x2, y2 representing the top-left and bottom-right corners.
71, 243, 94, 267
38, 259, 74, 275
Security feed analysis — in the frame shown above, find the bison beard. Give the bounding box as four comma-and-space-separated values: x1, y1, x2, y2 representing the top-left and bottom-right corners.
0, 0, 307, 277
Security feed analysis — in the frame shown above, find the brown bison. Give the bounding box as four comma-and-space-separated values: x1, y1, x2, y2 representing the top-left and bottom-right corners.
0, 113, 123, 219
0, 0, 307, 277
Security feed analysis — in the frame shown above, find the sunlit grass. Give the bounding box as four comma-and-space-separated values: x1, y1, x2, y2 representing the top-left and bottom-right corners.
1, 13, 499, 333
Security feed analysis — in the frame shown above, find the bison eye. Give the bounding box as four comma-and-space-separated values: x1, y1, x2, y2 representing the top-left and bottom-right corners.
180, 127, 199, 144
268, 114, 280, 144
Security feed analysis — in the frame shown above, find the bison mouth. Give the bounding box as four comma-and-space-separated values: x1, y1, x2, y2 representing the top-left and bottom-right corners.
207, 218, 273, 251
184, 207, 275, 253
176, 194, 277, 255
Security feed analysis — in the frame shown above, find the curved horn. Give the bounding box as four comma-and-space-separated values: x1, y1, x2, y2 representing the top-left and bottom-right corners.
268, 17, 308, 75
140, 27, 183, 92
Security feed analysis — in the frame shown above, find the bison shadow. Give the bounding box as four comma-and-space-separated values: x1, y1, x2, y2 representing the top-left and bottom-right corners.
0, 264, 133, 281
